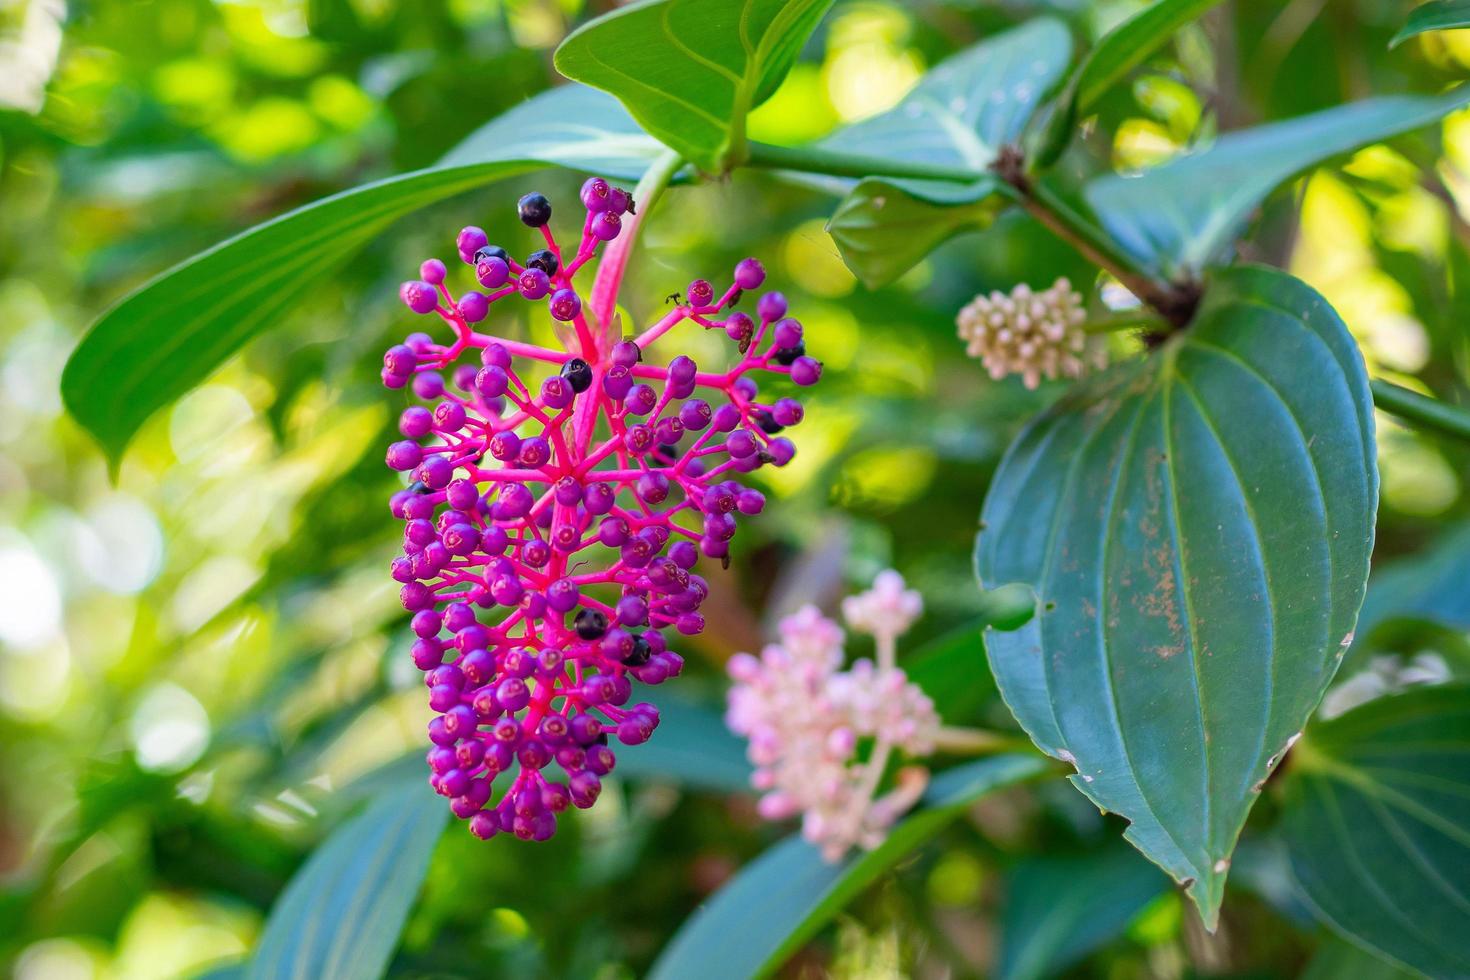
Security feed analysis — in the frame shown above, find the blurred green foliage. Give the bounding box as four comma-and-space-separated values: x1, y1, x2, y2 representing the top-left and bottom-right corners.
4, 1, 1470, 977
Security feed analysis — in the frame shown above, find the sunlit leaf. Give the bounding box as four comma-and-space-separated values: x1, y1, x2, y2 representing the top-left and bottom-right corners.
1085, 86, 1470, 278
248, 774, 448, 980
554, 0, 834, 173
976, 266, 1377, 926
1391, 0, 1470, 47
821, 19, 1071, 284
649, 754, 1049, 980
62, 85, 662, 466
1282, 685, 1470, 978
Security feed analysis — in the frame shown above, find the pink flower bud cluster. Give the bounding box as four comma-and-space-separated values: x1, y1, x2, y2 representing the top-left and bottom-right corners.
956, 277, 1103, 388
382, 178, 822, 842
725, 571, 940, 861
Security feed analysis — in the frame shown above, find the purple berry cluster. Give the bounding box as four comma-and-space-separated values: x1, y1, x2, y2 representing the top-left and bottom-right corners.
383, 178, 823, 841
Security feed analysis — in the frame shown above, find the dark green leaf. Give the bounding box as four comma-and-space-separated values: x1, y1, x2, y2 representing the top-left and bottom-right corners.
1301, 937, 1419, 980
649, 754, 1050, 980
975, 266, 1377, 926
997, 844, 1168, 980
826, 176, 1003, 288
821, 19, 1071, 283
247, 776, 448, 980
62, 85, 662, 465
1392, 1, 1470, 48
554, 0, 834, 173
1282, 685, 1470, 979
1085, 86, 1470, 278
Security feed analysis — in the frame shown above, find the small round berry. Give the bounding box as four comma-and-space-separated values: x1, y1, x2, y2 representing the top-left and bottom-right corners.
433, 400, 467, 432
757, 291, 788, 322
452, 364, 478, 391
419, 454, 454, 489
773, 340, 805, 366
625, 384, 657, 416
737, 488, 766, 514
384, 344, 416, 375
581, 176, 612, 212
611, 340, 641, 367
601, 364, 633, 400
724, 312, 754, 343
574, 608, 608, 640
772, 397, 804, 427
554, 476, 584, 506
549, 288, 582, 322
457, 226, 489, 257
679, 399, 712, 431
726, 429, 759, 459
381, 368, 407, 389
527, 248, 558, 275
446, 478, 479, 511
791, 355, 823, 386
458, 291, 489, 323
518, 435, 551, 467
734, 257, 766, 290
518, 267, 551, 300
584, 482, 616, 515
518, 192, 552, 227
541, 375, 573, 410
489, 430, 521, 462
476, 256, 510, 288
494, 484, 534, 520
561, 357, 593, 393
412, 372, 444, 400
607, 187, 633, 215
420, 259, 447, 284
591, 211, 622, 241
637, 471, 670, 504
547, 578, 580, 613
399, 406, 433, 438
386, 440, 422, 471
687, 279, 715, 307
711, 403, 742, 432
773, 318, 803, 349
475, 365, 508, 398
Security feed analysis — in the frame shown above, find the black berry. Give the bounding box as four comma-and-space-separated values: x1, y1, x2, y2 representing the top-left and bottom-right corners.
561, 358, 593, 393
528, 248, 558, 275
774, 340, 806, 366
518, 192, 552, 227
574, 608, 608, 640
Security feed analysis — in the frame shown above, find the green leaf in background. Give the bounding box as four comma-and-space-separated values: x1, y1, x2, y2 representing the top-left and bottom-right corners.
611, 693, 752, 792
1391, 0, 1470, 48
997, 844, 1168, 980
1300, 937, 1420, 980
1085, 86, 1470, 278
1074, 0, 1225, 112
1032, 0, 1226, 168
1282, 685, 1470, 978
248, 777, 449, 980
61, 85, 662, 466
820, 19, 1071, 283
553, 0, 834, 173
649, 754, 1049, 980
975, 266, 1377, 926
1353, 522, 1470, 648
826, 177, 1003, 288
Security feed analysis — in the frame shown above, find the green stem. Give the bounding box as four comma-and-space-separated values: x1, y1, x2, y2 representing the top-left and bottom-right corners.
1371, 379, 1470, 443
931, 726, 1033, 756
1084, 308, 1170, 335
746, 140, 986, 184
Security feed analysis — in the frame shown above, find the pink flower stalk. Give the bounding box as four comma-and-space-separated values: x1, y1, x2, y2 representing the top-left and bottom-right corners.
726, 571, 940, 861
383, 178, 822, 841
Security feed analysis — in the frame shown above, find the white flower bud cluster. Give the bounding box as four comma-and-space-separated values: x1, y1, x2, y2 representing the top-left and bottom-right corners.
725, 571, 941, 862
956, 277, 1103, 389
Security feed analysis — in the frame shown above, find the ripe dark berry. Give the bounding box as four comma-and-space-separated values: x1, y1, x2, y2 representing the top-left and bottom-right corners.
561, 358, 593, 393
528, 248, 558, 275
575, 608, 608, 640
774, 340, 805, 366
754, 409, 784, 434
625, 635, 652, 667
475, 245, 509, 264
518, 192, 552, 227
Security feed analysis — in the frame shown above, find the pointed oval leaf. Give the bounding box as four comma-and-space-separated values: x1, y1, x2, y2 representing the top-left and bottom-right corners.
826, 176, 1003, 288
819, 20, 1070, 283
1391, 0, 1470, 47
649, 754, 1049, 980
1085, 86, 1470, 277
1282, 685, 1470, 978
554, 0, 834, 173
61, 85, 661, 465
975, 266, 1377, 926
248, 779, 448, 980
